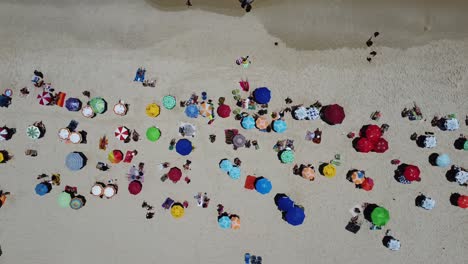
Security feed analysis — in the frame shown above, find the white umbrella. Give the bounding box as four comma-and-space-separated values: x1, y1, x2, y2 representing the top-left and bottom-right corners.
455, 170, 468, 185
81, 105, 95, 118
387, 239, 401, 251
69, 132, 82, 144
113, 102, 127, 116
293, 107, 308, 120
58, 128, 70, 140
424, 136, 437, 148
444, 118, 459, 131
421, 197, 436, 210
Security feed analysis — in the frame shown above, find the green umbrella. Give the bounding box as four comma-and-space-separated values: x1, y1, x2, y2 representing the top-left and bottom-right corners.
464, 140, 468, 151
26, 126, 40, 139
162, 95, 176, 110
89, 97, 107, 114
57, 192, 72, 208
146, 126, 161, 142
280, 150, 295, 164
371, 207, 390, 227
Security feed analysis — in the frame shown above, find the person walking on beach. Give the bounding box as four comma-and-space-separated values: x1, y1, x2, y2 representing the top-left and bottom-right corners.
240, 0, 254, 12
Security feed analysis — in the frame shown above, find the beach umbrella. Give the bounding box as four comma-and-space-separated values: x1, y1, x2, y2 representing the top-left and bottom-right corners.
351, 170, 365, 185
277, 196, 294, 212
455, 171, 468, 186
168, 167, 182, 183
58, 128, 70, 140
255, 178, 272, 195
293, 107, 308, 120
103, 185, 117, 199
387, 239, 401, 251
68, 132, 82, 144
218, 215, 232, 229
65, 152, 86, 171
113, 101, 127, 116
370, 206, 390, 227
228, 166, 241, 180
162, 95, 176, 110
91, 183, 105, 197
114, 126, 130, 141
280, 150, 294, 164
219, 159, 233, 172
321, 104, 345, 125
301, 167, 315, 181
255, 116, 269, 130
176, 139, 192, 156
35, 182, 51, 196
180, 123, 196, 137
146, 126, 161, 142
444, 118, 459, 131
285, 206, 305, 226
70, 197, 85, 210
128, 180, 142, 195
65, 98, 82, 111
306, 107, 320, 120
230, 216, 241, 230
361, 177, 374, 191
108, 149, 124, 163
322, 164, 336, 178
374, 138, 389, 153
355, 137, 373, 153
464, 140, 468, 151
364, 125, 382, 143
253, 87, 271, 104
37, 91, 52, 105
145, 103, 160, 117
0, 152, 3, 163
0, 127, 9, 141
57, 192, 72, 208
424, 136, 437, 148
457, 195, 468, 208
26, 125, 41, 139
217, 104, 231, 118
272, 120, 287, 133
233, 134, 246, 148
89, 97, 107, 114
171, 203, 185, 219
184, 104, 199, 118
81, 105, 95, 118
241, 116, 255, 130
421, 197, 436, 210
436, 154, 451, 167
0, 95, 11, 107
403, 165, 421, 182
199, 102, 213, 117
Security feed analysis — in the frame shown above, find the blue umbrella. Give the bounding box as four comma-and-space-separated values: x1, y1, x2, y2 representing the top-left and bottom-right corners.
65, 98, 82, 111
255, 177, 272, 195
185, 104, 199, 118
65, 152, 86, 171
253, 87, 271, 104
219, 159, 233, 172
176, 139, 192, 156
241, 116, 255, 130
285, 206, 305, 226
228, 166, 241, 180
0, 95, 11, 107
218, 215, 232, 229
436, 154, 451, 167
277, 196, 294, 212
35, 182, 51, 196
272, 120, 287, 133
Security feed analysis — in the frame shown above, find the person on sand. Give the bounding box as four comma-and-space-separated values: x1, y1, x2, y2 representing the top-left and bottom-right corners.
234, 158, 242, 167
186, 0, 192, 7
0, 190, 11, 208
183, 160, 192, 170
217, 204, 224, 215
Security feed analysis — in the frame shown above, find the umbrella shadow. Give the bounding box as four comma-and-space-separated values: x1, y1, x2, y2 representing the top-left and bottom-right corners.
393, 164, 407, 183
428, 153, 439, 166
76, 152, 88, 168
351, 138, 361, 151
445, 167, 458, 182
359, 125, 370, 138
363, 203, 378, 222
318, 163, 328, 176
274, 193, 287, 206
449, 193, 460, 206
415, 194, 426, 207
454, 137, 466, 150
416, 135, 427, 148
382, 235, 394, 247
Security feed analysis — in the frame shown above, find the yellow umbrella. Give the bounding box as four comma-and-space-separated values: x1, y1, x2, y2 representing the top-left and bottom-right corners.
255, 116, 269, 129
199, 102, 213, 117
0, 152, 4, 163
323, 164, 336, 178
146, 103, 160, 117
171, 204, 185, 219
302, 167, 315, 181
231, 216, 241, 230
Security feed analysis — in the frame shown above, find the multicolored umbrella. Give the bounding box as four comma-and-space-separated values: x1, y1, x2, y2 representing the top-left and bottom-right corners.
374, 138, 389, 153
26, 126, 41, 139
241, 116, 255, 129
70, 197, 85, 210
89, 97, 107, 114
185, 104, 199, 118
301, 167, 315, 181
146, 103, 160, 117
114, 126, 129, 141
176, 139, 192, 156
219, 159, 233, 172
35, 182, 51, 196
436, 154, 451, 167
168, 167, 182, 183
65, 152, 86, 171
253, 87, 271, 104
162, 95, 176, 110
280, 150, 294, 164
171, 203, 185, 219
255, 177, 272, 195
322, 164, 336, 178
403, 165, 421, 182
57, 192, 72, 208
370, 206, 390, 227
364, 125, 382, 143
351, 170, 365, 184
233, 134, 246, 148
0, 127, 9, 141
255, 116, 269, 130
217, 104, 231, 118
355, 137, 373, 153
37, 91, 52, 105
146, 126, 161, 142
230, 216, 241, 230
272, 120, 287, 133
228, 166, 241, 180
199, 102, 213, 117
285, 206, 305, 226
108, 150, 124, 164
218, 215, 232, 229
321, 104, 345, 125
128, 180, 142, 195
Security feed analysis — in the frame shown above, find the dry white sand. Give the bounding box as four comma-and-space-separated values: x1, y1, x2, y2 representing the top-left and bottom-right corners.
0, 1, 467, 264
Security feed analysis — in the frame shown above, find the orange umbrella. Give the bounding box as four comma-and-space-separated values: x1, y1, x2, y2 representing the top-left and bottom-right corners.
230, 216, 241, 230
255, 116, 269, 129
301, 167, 315, 181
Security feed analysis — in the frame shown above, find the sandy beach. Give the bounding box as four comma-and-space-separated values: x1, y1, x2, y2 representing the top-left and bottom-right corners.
0, 1, 467, 264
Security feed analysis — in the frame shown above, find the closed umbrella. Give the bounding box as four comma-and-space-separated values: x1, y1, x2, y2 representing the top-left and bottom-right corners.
403, 165, 420, 182
89, 97, 107, 114
70, 196, 85, 210
435, 154, 451, 167
128, 180, 142, 195
176, 139, 192, 156
255, 177, 272, 195
217, 104, 231, 118
321, 104, 345, 125
57, 192, 72, 208
322, 164, 336, 178
272, 120, 287, 133
65, 98, 82, 111
361, 177, 374, 191
355, 137, 373, 153
171, 203, 185, 219
162, 95, 176, 110
228, 166, 241, 179
280, 150, 294, 164
253, 87, 271, 104
218, 215, 232, 229
26, 126, 41, 139
277, 196, 294, 212
241, 116, 255, 129
114, 126, 130, 141
168, 167, 182, 183
108, 150, 124, 163
37, 91, 52, 105
65, 152, 86, 171
255, 116, 269, 130
233, 134, 246, 148
35, 182, 51, 196
146, 126, 161, 142
301, 167, 315, 181
185, 104, 199, 118
146, 103, 160, 117
285, 206, 305, 226
370, 206, 390, 227
364, 125, 382, 143
199, 102, 213, 117
374, 138, 389, 153
219, 159, 233, 172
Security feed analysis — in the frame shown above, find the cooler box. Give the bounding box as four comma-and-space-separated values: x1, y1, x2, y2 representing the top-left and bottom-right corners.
244, 175, 257, 190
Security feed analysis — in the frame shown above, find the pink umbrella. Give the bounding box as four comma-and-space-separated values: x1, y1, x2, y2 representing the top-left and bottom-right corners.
37, 91, 52, 105
114, 126, 129, 141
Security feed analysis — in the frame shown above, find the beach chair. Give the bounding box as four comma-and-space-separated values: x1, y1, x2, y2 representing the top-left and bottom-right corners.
224, 129, 239, 144
162, 197, 174, 209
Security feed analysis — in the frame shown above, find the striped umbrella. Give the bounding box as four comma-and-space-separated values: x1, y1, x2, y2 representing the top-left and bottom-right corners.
37, 91, 52, 105
26, 126, 41, 139
114, 126, 130, 141
199, 102, 213, 117
0, 127, 9, 141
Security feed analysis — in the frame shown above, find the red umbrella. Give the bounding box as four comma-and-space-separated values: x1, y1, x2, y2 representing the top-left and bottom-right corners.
217, 104, 231, 118
114, 126, 129, 141
37, 91, 52, 105
364, 125, 382, 143
361, 177, 374, 191
374, 138, 389, 153
128, 180, 142, 195
168, 167, 182, 183
457, 195, 468, 208
403, 165, 421, 182
355, 137, 373, 153
321, 104, 345, 125
109, 150, 124, 163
